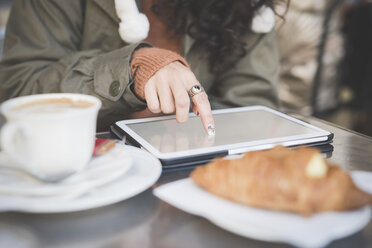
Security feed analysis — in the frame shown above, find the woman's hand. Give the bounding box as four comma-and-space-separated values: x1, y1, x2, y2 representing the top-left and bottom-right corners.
144, 61, 215, 135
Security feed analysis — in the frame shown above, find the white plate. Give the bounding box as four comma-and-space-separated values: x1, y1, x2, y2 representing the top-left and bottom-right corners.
0, 145, 162, 213
154, 171, 372, 248
0, 145, 133, 199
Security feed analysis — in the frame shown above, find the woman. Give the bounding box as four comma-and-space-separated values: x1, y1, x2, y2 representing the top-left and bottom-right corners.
0, 0, 282, 132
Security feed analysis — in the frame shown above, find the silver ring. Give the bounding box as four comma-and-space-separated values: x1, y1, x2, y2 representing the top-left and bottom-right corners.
188, 85, 205, 98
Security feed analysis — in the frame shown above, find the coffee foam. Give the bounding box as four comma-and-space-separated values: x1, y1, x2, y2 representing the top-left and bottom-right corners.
13, 98, 94, 114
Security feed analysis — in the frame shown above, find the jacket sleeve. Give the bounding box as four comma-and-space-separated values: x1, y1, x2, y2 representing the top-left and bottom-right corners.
208, 30, 280, 109
0, 0, 148, 130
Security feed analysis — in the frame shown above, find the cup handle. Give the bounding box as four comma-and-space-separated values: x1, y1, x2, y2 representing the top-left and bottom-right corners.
0, 122, 31, 168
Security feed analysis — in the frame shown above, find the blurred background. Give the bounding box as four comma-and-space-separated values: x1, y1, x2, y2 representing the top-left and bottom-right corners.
0, 0, 371, 137
0, 0, 10, 58
276, 0, 372, 137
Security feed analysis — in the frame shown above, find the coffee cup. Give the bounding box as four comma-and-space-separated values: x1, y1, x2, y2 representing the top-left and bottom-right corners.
0, 93, 102, 181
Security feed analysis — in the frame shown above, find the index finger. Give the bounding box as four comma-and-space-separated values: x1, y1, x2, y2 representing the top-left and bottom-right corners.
192, 92, 215, 136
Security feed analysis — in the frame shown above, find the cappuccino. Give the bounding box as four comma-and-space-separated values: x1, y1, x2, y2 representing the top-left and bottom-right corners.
0, 93, 102, 181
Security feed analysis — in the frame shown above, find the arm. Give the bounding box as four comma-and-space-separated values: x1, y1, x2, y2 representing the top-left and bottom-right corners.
0, 0, 148, 130
209, 30, 280, 109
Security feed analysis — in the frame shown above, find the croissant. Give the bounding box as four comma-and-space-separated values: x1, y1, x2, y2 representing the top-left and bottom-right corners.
191, 146, 372, 215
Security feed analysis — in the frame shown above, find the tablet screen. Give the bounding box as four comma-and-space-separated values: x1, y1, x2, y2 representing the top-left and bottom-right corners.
124, 107, 327, 154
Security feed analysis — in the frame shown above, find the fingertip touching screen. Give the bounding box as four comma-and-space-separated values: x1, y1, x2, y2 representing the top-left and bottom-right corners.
125, 107, 327, 154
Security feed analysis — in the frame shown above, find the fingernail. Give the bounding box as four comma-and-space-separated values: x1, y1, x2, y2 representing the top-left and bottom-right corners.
207, 124, 215, 136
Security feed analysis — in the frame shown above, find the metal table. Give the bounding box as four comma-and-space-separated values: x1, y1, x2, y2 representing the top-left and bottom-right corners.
0, 116, 371, 248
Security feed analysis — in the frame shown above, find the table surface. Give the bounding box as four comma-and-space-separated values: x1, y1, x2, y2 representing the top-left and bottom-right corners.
0, 116, 372, 248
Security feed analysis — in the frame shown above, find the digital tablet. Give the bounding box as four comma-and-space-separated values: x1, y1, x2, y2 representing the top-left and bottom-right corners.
112, 106, 333, 168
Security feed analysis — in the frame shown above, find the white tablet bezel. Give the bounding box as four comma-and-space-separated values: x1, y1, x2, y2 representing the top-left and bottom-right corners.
115, 106, 332, 160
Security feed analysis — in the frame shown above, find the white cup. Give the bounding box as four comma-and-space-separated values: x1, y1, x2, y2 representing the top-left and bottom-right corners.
0, 93, 102, 181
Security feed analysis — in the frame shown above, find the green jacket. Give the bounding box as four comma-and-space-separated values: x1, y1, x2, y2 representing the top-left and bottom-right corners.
0, 0, 279, 131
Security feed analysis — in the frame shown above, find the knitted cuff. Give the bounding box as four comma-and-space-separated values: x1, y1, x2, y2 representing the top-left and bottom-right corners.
130, 47, 190, 100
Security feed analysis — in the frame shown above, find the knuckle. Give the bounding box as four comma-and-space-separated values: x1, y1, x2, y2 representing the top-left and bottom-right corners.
144, 84, 155, 96
162, 105, 175, 114
196, 92, 209, 103
148, 103, 160, 113
176, 98, 190, 109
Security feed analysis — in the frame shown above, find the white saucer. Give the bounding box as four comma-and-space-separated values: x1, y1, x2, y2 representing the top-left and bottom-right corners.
154, 171, 372, 248
0, 144, 162, 213
0, 145, 133, 199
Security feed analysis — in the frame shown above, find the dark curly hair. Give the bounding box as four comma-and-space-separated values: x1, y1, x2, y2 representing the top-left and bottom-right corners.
153, 0, 286, 74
